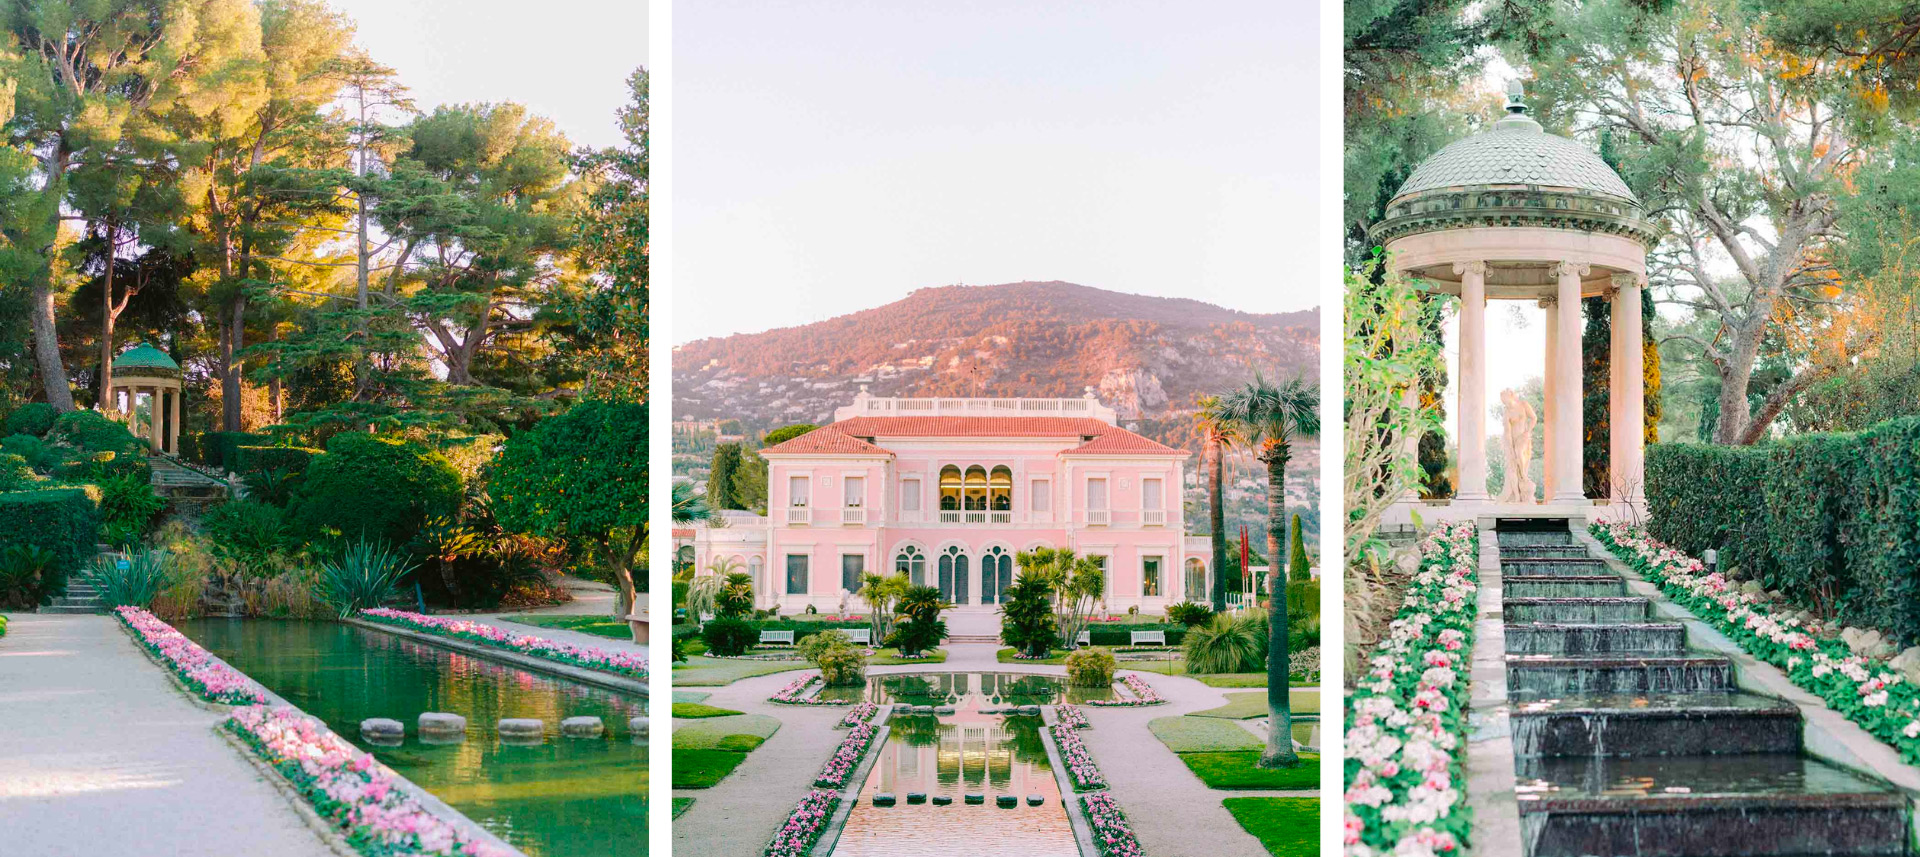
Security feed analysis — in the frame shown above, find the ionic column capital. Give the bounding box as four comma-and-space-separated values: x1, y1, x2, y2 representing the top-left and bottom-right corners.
1452, 260, 1488, 278
1552, 261, 1592, 280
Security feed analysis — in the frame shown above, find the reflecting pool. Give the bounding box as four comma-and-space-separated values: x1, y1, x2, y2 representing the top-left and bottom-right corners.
815, 671, 1116, 706
182, 619, 646, 857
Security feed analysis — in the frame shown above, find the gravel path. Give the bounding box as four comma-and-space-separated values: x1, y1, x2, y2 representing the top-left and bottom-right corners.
0, 613, 337, 857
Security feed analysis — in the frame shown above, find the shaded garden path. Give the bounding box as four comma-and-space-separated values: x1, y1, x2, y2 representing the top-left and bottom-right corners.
0, 614, 336, 857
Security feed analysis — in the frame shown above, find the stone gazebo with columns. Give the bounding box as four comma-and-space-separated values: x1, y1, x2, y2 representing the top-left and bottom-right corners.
108, 343, 183, 456
1374, 82, 1659, 521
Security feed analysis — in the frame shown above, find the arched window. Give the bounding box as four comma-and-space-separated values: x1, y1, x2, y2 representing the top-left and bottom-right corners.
980, 546, 1013, 604
896, 545, 926, 587
1185, 558, 1208, 602
939, 465, 962, 511
989, 465, 1012, 512
939, 546, 969, 604
963, 466, 988, 511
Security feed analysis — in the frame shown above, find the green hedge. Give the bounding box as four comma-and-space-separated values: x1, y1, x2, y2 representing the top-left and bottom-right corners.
3, 403, 54, 437
200, 431, 272, 471
233, 445, 321, 475
0, 487, 102, 590
1645, 416, 1920, 643
287, 432, 462, 545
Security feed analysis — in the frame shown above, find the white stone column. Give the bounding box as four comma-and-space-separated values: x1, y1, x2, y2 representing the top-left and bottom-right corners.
1610, 274, 1646, 504
1551, 262, 1589, 503
1400, 384, 1422, 500
146, 386, 162, 451
168, 385, 181, 454
1454, 261, 1489, 501
1541, 298, 1558, 501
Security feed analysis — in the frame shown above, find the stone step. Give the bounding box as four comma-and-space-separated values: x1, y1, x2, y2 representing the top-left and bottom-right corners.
1499, 545, 1593, 559
1511, 692, 1802, 757
1505, 576, 1627, 599
38, 604, 104, 615
1498, 531, 1576, 547
1505, 622, 1688, 656
1515, 754, 1909, 857
1507, 655, 1733, 697
51, 596, 102, 606
1506, 597, 1651, 624
1500, 558, 1610, 576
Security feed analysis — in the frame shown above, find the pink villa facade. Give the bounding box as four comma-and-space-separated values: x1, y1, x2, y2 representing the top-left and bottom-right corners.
688, 391, 1213, 618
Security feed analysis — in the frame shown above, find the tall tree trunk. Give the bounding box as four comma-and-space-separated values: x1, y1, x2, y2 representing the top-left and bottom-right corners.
222, 295, 247, 431
30, 146, 74, 412
1258, 444, 1299, 769
98, 251, 116, 414
613, 527, 644, 643
1209, 437, 1228, 612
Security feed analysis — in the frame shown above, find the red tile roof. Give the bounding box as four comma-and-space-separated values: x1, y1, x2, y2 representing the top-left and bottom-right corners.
760, 416, 1185, 457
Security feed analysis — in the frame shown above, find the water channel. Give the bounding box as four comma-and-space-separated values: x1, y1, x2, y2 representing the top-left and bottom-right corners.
182, 618, 647, 857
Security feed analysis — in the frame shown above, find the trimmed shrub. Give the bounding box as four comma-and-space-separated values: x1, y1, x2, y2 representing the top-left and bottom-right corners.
1064, 647, 1117, 687
0, 487, 102, 589
233, 445, 321, 475
205, 431, 272, 471
703, 616, 758, 656
0, 453, 40, 491
49, 409, 146, 461
1760, 432, 1858, 614
1847, 418, 1920, 641
798, 630, 868, 686
3, 403, 55, 437
288, 433, 462, 546
1645, 443, 1771, 580
0, 434, 55, 471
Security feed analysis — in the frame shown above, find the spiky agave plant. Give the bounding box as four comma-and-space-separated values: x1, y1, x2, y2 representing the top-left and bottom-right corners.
1181, 610, 1262, 674
319, 539, 418, 618
85, 547, 172, 609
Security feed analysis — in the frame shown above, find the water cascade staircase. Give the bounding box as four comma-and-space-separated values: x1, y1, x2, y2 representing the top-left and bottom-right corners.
1499, 520, 1912, 857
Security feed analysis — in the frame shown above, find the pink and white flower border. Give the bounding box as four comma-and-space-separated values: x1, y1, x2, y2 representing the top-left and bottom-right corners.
1343, 519, 1477, 857
1054, 704, 1090, 729
812, 721, 878, 788
768, 673, 848, 706
764, 788, 838, 857
114, 607, 267, 706
227, 705, 507, 857
1086, 673, 1165, 706
1050, 722, 1107, 790
1080, 791, 1144, 857
360, 608, 647, 682
836, 701, 878, 729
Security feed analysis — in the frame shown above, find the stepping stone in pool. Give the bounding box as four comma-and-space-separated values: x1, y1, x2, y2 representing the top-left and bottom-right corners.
934, 705, 955, 715
630, 716, 648, 741
872, 793, 896, 807
360, 718, 404, 743
1019, 705, 1042, 716
965, 794, 985, 805
418, 713, 467, 743
498, 718, 546, 743
906, 792, 927, 804
931, 796, 953, 806
561, 716, 605, 738
1026, 795, 1044, 806
996, 795, 1018, 808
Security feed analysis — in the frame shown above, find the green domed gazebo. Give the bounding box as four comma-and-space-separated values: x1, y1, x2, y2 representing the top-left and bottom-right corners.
110, 342, 182, 455
1372, 81, 1658, 512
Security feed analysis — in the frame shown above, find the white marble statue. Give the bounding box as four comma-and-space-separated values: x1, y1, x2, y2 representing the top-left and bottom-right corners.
1500, 389, 1538, 503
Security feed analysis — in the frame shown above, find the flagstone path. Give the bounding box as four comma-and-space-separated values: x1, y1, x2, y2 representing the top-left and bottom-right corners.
0, 613, 336, 857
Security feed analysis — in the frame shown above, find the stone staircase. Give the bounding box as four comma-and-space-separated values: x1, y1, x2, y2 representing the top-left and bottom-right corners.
149, 456, 232, 506
42, 577, 106, 615
1498, 520, 1911, 857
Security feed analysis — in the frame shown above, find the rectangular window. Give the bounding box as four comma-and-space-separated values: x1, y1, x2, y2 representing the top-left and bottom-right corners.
841, 554, 865, 592
843, 476, 864, 507
1087, 477, 1108, 509
1090, 554, 1110, 597
1142, 478, 1163, 510
786, 555, 809, 594
788, 475, 810, 507
1142, 557, 1162, 597
900, 478, 922, 512
1031, 478, 1051, 512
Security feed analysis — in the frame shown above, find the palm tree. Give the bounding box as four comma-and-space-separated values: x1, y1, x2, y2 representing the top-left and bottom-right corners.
1219, 371, 1320, 769
673, 481, 712, 527
1196, 395, 1238, 612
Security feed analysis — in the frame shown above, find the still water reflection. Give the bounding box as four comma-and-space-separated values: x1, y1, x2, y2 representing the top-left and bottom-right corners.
181, 619, 646, 857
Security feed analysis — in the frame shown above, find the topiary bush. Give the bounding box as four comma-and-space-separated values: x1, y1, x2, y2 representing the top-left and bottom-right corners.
1064, 647, 1117, 687
798, 630, 868, 686
702, 616, 758, 656
49, 409, 147, 464
3, 402, 55, 437
0, 434, 55, 471
0, 453, 40, 492
0, 487, 101, 596
289, 432, 463, 546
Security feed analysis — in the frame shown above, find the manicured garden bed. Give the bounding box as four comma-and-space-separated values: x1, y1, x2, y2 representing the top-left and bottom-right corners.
361, 608, 647, 681
1080, 791, 1144, 857
1224, 796, 1318, 857
114, 607, 266, 706
672, 713, 782, 789
673, 702, 744, 718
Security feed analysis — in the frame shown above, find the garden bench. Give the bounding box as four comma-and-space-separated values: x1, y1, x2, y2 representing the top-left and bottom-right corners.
1075, 629, 1091, 646
1130, 630, 1167, 646
845, 628, 872, 645
759, 630, 796, 646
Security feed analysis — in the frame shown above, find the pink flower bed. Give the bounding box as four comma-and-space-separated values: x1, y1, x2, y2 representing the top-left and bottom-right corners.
769, 673, 843, 705
1050, 722, 1107, 790
114, 607, 266, 706
812, 721, 878, 788
1081, 792, 1144, 857
227, 705, 507, 857
1086, 673, 1165, 707
360, 608, 647, 682
837, 702, 878, 729
1055, 704, 1090, 729
764, 788, 839, 857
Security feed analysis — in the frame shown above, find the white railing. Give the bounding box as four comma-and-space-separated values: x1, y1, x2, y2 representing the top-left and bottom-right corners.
787, 507, 811, 525
1086, 509, 1110, 526
835, 394, 1116, 424
1142, 509, 1167, 526
940, 510, 962, 524
840, 508, 867, 525
964, 511, 987, 524
990, 511, 1012, 524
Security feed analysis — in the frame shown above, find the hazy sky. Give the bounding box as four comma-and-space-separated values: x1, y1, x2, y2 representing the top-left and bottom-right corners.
674, 0, 1318, 344
327, 0, 648, 150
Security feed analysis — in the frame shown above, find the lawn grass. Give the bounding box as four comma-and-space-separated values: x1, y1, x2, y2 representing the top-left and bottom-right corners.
673, 748, 749, 788
1148, 716, 1263, 753
670, 714, 782, 749
869, 647, 948, 665
1179, 752, 1320, 790
1190, 690, 1320, 719
673, 690, 712, 704
504, 614, 632, 640
671, 656, 809, 686
673, 702, 744, 718
673, 797, 695, 818
995, 648, 1067, 665
1223, 797, 1319, 857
